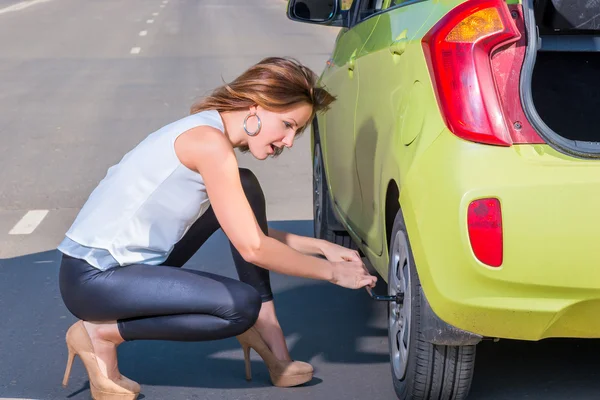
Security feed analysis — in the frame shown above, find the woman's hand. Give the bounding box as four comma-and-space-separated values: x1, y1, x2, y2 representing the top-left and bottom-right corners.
320, 241, 362, 263
329, 259, 377, 289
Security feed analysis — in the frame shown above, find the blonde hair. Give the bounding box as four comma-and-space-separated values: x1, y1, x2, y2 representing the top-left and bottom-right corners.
190, 57, 336, 136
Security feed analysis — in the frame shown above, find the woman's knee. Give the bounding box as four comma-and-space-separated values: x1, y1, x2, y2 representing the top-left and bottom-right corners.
227, 283, 262, 330
238, 168, 265, 210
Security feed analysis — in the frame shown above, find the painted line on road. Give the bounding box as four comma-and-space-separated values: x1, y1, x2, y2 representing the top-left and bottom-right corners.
160, 4, 165, 8
162, 0, 169, 3
139, 30, 148, 36
147, 19, 154, 23
152, 12, 159, 16
0, 0, 53, 15
9, 210, 48, 235
130, 47, 141, 54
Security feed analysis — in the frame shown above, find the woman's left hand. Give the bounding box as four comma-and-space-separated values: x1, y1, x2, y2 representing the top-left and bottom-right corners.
320, 241, 362, 263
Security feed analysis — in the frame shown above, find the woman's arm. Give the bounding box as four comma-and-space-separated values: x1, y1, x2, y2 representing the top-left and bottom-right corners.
175, 127, 376, 289
267, 228, 325, 256
268, 228, 363, 263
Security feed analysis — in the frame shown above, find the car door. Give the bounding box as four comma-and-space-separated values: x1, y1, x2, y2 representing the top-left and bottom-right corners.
353, 0, 435, 255
320, 1, 379, 234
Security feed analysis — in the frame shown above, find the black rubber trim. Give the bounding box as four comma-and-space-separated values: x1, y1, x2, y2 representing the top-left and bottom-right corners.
312, 119, 346, 233
351, 0, 429, 27
519, 0, 600, 159
419, 287, 482, 346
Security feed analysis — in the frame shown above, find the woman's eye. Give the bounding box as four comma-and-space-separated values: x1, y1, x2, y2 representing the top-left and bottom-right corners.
284, 122, 292, 129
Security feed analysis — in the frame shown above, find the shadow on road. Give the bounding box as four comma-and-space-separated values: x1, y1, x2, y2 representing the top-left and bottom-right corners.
470, 337, 600, 399
1, 220, 600, 399
115, 280, 389, 389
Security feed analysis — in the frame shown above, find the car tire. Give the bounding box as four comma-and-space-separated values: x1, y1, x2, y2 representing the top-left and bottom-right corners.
312, 141, 357, 249
388, 210, 476, 400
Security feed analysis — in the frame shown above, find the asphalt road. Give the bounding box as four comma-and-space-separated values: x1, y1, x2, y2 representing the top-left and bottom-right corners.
1, 0, 600, 399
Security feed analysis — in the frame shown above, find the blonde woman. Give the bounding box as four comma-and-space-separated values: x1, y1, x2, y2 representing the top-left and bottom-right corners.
57, 57, 377, 399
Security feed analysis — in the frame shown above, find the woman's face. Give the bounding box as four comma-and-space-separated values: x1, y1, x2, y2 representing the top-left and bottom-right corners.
246, 103, 313, 160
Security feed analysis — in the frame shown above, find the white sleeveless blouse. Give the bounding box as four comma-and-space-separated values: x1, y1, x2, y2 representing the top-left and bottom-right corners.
58, 110, 224, 270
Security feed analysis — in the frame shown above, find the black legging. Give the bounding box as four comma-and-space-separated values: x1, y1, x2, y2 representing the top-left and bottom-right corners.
59, 168, 271, 342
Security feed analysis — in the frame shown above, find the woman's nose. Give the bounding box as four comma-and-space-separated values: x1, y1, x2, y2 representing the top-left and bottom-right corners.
282, 132, 295, 148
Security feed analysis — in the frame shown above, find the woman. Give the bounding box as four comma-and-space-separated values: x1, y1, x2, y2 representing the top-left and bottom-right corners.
58, 57, 377, 400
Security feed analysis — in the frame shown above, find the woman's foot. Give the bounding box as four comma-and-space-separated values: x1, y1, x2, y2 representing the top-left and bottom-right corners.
82, 321, 125, 381
252, 300, 292, 361
62, 321, 140, 398
236, 326, 313, 387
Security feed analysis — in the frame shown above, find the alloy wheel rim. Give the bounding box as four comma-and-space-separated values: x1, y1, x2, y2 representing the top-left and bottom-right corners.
389, 230, 411, 380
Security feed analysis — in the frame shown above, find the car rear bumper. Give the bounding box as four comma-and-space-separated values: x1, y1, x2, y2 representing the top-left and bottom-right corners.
403, 131, 600, 340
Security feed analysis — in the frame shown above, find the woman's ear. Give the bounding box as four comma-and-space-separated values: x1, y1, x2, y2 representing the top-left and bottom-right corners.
249, 105, 258, 114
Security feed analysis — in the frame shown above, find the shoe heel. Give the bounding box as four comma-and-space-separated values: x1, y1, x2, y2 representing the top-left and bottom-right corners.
236, 327, 313, 387
62, 347, 76, 388
242, 345, 252, 381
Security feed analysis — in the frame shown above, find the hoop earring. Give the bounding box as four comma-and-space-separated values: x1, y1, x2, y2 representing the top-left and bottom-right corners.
243, 113, 262, 136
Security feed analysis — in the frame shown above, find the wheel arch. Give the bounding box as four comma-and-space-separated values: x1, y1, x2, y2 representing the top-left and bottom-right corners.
387, 188, 483, 347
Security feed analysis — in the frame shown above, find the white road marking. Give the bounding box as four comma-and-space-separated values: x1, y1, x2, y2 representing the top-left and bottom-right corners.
130, 47, 141, 54
0, 0, 53, 15
147, 19, 154, 23
160, 4, 165, 8
162, 0, 169, 3
9, 210, 48, 235
139, 30, 148, 36
152, 12, 159, 16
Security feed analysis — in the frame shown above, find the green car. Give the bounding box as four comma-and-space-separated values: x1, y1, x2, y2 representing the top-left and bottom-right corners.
287, 0, 600, 398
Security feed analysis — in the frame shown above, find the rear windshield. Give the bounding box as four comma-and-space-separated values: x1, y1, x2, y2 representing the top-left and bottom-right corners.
535, 0, 600, 35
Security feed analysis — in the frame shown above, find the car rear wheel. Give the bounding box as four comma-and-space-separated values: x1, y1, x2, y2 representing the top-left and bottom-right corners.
388, 210, 476, 400
312, 141, 356, 249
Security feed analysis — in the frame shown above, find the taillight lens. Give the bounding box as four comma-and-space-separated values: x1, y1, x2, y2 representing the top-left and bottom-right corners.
468, 198, 503, 267
422, 0, 521, 146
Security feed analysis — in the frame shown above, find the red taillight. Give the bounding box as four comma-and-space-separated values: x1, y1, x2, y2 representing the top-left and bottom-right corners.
468, 198, 503, 267
422, 0, 521, 146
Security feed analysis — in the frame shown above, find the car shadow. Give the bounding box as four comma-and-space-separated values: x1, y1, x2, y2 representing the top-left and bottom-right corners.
469, 337, 600, 399
0, 219, 389, 398
115, 219, 390, 389
2, 220, 600, 399
115, 281, 390, 389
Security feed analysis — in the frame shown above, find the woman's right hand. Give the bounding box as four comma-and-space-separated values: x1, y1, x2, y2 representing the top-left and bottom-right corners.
329, 260, 377, 289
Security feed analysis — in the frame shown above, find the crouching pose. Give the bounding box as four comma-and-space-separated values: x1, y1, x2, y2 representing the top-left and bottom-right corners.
57, 57, 377, 399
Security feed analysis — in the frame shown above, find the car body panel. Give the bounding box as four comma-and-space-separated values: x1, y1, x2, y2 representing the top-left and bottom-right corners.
353, 0, 443, 256
319, 19, 379, 234
401, 132, 600, 339
314, 0, 600, 340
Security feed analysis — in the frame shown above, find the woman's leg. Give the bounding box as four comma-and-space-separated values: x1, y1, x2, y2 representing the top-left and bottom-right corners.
162, 168, 291, 360
60, 255, 262, 342
59, 254, 262, 380
164, 168, 274, 301
232, 169, 291, 361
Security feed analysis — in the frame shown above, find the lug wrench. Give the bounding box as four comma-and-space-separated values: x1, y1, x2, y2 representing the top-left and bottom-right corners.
365, 286, 404, 304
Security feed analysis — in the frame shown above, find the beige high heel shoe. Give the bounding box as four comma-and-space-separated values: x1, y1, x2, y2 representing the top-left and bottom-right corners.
62, 321, 141, 399
236, 327, 313, 387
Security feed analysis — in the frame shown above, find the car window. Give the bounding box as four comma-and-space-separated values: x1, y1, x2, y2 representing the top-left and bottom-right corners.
386, 0, 429, 9
356, 0, 385, 22
388, 0, 410, 6
341, 0, 355, 10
